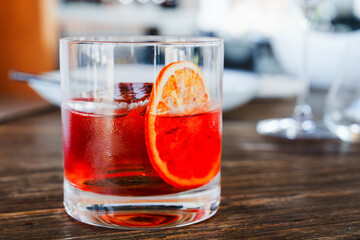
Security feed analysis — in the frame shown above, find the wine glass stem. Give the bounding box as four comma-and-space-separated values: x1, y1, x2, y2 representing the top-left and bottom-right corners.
293, 7, 313, 122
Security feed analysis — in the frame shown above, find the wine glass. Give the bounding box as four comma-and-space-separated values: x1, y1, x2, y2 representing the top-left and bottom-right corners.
256, 0, 336, 139
324, 42, 360, 143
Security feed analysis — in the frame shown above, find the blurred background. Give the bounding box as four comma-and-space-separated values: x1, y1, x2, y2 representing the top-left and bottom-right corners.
2, 0, 360, 122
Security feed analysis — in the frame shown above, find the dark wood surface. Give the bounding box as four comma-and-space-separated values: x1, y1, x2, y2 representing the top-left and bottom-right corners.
1, 99, 360, 239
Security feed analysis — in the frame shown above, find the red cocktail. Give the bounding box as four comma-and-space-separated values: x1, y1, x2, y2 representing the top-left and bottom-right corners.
63, 82, 221, 196
61, 36, 223, 229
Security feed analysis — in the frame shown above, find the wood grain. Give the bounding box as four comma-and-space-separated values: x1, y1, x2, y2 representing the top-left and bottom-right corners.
1, 99, 360, 239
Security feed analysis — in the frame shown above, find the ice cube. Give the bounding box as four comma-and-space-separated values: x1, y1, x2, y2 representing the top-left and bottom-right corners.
67, 83, 153, 117
114, 83, 153, 103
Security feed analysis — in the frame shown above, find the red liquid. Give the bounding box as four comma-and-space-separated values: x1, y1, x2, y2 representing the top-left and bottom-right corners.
63, 83, 221, 196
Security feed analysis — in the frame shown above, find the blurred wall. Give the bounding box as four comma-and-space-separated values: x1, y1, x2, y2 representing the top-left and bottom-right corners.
0, 0, 59, 98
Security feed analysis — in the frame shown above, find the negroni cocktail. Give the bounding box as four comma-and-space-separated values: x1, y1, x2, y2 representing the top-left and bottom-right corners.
61, 36, 223, 229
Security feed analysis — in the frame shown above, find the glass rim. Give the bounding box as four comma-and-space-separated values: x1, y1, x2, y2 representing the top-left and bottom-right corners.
60, 36, 223, 46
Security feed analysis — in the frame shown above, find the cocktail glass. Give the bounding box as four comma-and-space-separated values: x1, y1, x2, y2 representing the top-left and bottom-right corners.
60, 36, 223, 229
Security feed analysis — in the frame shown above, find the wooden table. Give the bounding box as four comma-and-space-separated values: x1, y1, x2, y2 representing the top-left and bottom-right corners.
1, 99, 360, 239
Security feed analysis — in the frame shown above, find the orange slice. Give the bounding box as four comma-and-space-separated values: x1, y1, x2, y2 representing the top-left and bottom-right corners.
148, 61, 210, 116
145, 61, 221, 188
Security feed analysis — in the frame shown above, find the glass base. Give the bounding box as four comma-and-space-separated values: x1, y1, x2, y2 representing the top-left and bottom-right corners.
324, 116, 360, 143
256, 118, 336, 140
63, 177, 220, 229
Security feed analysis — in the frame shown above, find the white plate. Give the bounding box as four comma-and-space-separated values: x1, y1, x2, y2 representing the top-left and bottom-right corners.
26, 69, 259, 111
222, 70, 258, 111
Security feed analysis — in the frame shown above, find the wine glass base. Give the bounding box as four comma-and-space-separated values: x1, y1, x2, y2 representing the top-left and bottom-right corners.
256, 118, 336, 140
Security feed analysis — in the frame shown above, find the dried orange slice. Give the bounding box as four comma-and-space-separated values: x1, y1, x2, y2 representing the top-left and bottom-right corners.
145, 61, 221, 188
147, 61, 210, 116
